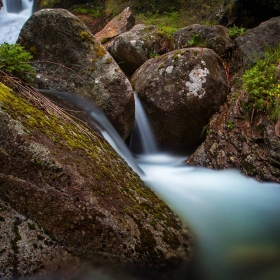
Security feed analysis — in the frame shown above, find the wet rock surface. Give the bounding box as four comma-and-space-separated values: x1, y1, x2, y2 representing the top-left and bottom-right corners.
187, 90, 280, 183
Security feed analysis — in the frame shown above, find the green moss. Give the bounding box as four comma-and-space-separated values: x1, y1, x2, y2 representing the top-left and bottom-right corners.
94, 44, 106, 58
101, 37, 111, 44
162, 230, 180, 249
79, 31, 89, 41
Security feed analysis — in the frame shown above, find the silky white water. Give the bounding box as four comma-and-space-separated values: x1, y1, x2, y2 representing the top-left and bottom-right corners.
0, 0, 34, 44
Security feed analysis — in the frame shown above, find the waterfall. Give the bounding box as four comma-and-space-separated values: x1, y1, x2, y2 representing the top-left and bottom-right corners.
37, 89, 144, 175
129, 93, 158, 155
4, 0, 23, 13
0, 0, 34, 44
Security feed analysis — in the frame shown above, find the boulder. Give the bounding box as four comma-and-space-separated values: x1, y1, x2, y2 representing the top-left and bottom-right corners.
131, 48, 229, 153
187, 89, 280, 183
173, 24, 234, 57
95, 7, 135, 48
231, 16, 280, 71
0, 81, 192, 277
17, 9, 134, 140
108, 24, 172, 76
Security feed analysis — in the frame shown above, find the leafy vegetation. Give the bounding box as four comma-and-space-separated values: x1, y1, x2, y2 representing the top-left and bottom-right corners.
72, 6, 103, 18
0, 43, 35, 82
242, 45, 280, 120
228, 25, 246, 39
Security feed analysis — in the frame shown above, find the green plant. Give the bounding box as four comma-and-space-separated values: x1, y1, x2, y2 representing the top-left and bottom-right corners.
201, 123, 209, 137
187, 34, 200, 46
72, 6, 103, 18
0, 43, 35, 82
225, 120, 235, 130
242, 45, 280, 121
228, 25, 246, 39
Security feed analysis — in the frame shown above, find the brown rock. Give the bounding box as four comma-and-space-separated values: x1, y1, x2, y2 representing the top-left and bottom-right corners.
95, 7, 135, 47
187, 89, 280, 183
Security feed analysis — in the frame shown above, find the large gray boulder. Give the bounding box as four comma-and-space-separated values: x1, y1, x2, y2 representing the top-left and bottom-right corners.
131, 48, 229, 153
0, 82, 192, 277
231, 16, 280, 71
17, 9, 134, 140
173, 24, 233, 57
108, 24, 172, 76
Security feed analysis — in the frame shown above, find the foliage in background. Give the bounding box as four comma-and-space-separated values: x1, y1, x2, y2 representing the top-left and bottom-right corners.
0, 43, 35, 83
72, 6, 103, 18
242, 45, 280, 121
228, 25, 246, 39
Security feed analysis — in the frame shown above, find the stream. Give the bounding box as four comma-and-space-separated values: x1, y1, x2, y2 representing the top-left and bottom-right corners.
1, 2, 280, 280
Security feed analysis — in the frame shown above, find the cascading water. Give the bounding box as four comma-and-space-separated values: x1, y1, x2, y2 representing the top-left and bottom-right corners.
129, 93, 158, 155
0, 0, 34, 44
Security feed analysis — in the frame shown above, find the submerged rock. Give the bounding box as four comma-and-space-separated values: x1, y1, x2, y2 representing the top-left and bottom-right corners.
17, 9, 134, 140
0, 82, 192, 277
108, 24, 171, 76
131, 48, 228, 153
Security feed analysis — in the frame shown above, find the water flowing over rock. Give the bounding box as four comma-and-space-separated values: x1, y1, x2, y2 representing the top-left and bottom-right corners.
231, 16, 280, 72
0, 82, 192, 277
173, 24, 234, 57
17, 8, 134, 140
131, 47, 229, 153
95, 7, 135, 48
108, 24, 171, 76
187, 88, 280, 183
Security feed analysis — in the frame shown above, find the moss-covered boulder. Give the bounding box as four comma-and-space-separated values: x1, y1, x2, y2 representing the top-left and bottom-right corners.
0, 81, 192, 277
108, 24, 172, 76
131, 48, 229, 153
17, 9, 134, 140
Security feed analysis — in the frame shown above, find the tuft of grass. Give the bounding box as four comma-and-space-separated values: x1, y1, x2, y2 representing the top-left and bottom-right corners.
242, 44, 280, 121
228, 25, 246, 39
72, 6, 103, 18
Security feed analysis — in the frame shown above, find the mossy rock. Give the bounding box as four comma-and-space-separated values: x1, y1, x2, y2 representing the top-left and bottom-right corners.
0, 81, 192, 276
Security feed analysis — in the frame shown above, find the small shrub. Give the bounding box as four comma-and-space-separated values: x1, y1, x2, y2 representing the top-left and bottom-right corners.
0, 43, 35, 82
228, 25, 246, 39
242, 45, 280, 120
